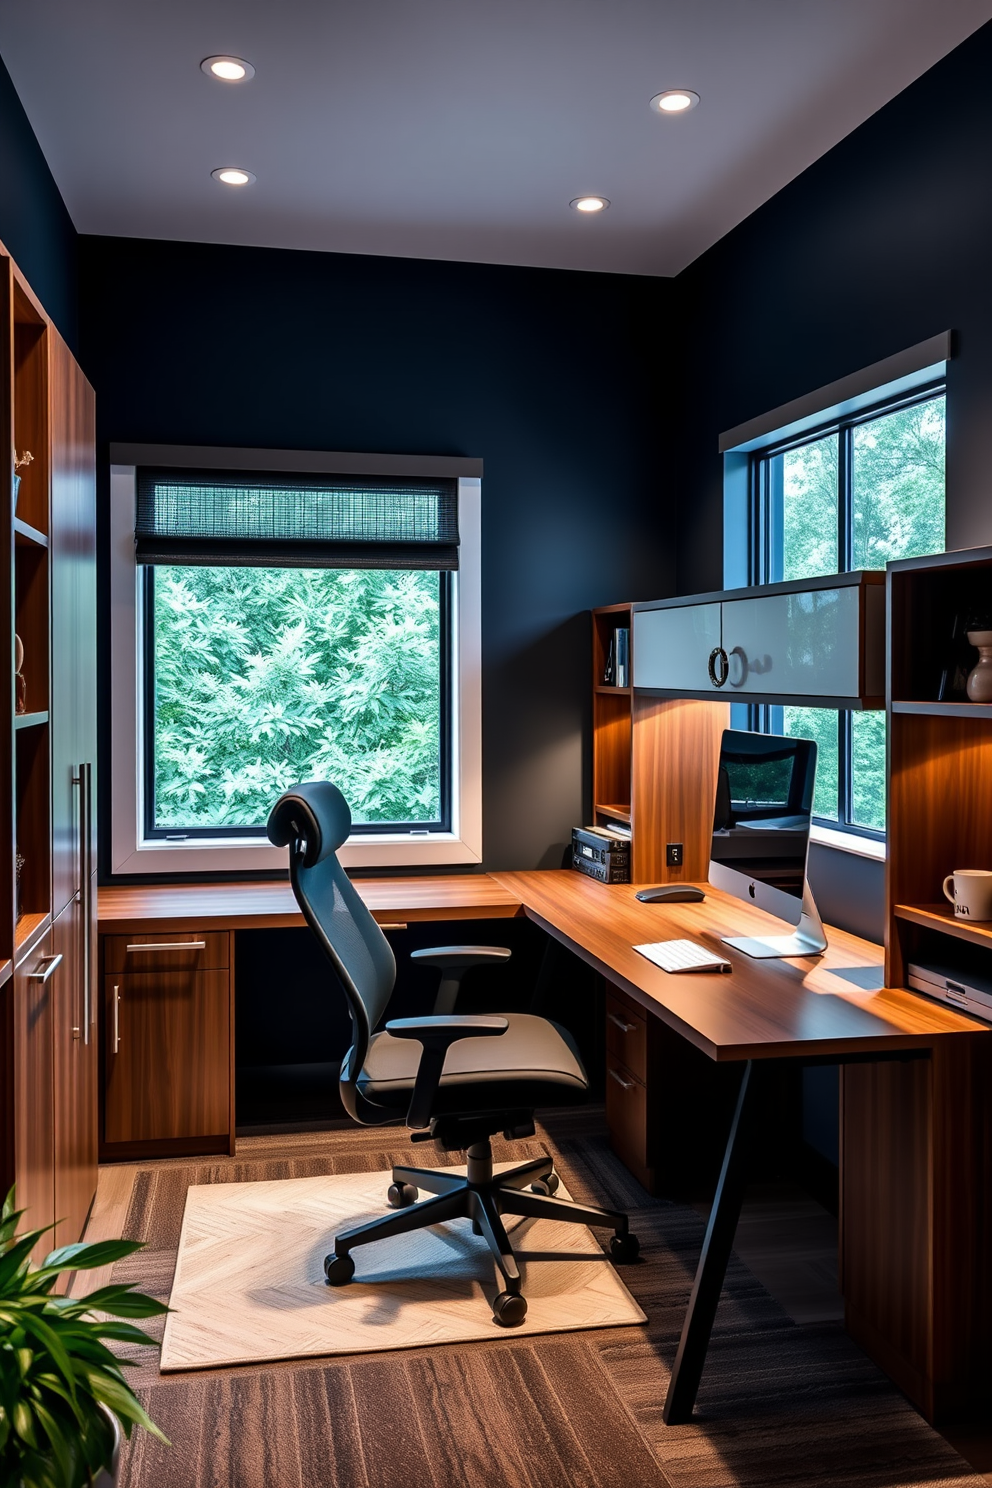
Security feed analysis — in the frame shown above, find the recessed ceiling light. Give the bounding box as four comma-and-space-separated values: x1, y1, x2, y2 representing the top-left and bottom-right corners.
211, 167, 256, 186
201, 55, 255, 82
570, 196, 610, 214
650, 89, 699, 115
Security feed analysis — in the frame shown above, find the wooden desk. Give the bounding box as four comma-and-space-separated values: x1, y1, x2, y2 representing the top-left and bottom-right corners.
495, 871, 990, 1425
98, 869, 990, 1425
98, 875, 524, 933
95, 876, 523, 1166
493, 871, 980, 1057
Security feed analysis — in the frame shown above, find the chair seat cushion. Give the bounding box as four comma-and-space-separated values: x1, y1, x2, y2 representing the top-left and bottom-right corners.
355, 1013, 589, 1115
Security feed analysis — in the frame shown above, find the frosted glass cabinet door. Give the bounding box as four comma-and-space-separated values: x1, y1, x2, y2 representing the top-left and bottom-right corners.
722, 587, 861, 698
633, 603, 722, 691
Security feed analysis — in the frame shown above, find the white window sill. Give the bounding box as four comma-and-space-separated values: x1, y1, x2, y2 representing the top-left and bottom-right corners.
113, 831, 482, 876
810, 822, 886, 862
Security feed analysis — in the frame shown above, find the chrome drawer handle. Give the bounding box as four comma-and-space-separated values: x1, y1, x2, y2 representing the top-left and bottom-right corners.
607, 1012, 636, 1034
125, 940, 207, 952
113, 984, 121, 1054
27, 954, 63, 984
608, 1067, 636, 1091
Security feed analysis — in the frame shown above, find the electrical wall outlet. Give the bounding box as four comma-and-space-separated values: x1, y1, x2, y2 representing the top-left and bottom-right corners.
666, 843, 683, 867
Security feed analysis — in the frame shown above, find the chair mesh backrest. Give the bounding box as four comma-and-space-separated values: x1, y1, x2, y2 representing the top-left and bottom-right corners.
294, 850, 396, 1061
269, 782, 396, 1084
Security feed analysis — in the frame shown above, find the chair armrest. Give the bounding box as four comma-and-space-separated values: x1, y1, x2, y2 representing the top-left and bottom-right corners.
410, 947, 512, 1015
410, 947, 512, 969
385, 1015, 509, 1129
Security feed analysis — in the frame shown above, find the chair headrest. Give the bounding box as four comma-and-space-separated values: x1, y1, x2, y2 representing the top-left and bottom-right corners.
267, 782, 353, 867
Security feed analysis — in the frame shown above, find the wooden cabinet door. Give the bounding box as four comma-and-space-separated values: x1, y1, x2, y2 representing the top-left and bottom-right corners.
104, 968, 231, 1144
52, 898, 97, 1247
13, 934, 55, 1257
50, 330, 96, 921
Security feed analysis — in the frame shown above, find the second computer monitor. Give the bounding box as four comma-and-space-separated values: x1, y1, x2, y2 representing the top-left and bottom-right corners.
709, 728, 826, 958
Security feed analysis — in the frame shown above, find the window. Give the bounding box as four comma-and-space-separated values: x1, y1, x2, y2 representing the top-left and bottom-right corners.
110, 448, 482, 874
752, 388, 946, 838
145, 565, 449, 839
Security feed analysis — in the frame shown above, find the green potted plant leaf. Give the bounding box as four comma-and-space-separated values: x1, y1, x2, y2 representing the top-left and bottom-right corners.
0, 1189, 169, 1487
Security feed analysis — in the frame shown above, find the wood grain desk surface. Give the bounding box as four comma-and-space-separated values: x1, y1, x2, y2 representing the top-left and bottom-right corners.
97, 875, 524, 932
494, 870, 987, 1062
98, 869, 986, 1063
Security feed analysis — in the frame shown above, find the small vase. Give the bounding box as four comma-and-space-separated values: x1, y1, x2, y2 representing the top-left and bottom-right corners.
966, 631, 992, 702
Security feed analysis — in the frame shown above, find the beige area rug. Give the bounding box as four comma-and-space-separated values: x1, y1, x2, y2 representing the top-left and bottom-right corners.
160, 1161, 646, 1371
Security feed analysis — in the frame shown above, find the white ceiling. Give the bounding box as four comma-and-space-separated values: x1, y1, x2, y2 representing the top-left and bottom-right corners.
1, 0, 990, 278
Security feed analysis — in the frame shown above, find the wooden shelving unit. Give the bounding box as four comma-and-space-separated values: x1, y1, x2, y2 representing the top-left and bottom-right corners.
0, 241, 98, 1263
591, 603, 727, 885
591, 604, 633, 838
840, 543, 992, 1424
12, 278, 50, 934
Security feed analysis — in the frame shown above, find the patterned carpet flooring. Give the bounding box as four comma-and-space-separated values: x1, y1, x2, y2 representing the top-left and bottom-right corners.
94, 1110, 986, 1488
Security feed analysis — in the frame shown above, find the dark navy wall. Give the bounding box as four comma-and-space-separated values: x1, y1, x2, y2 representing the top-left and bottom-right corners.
77, 236, 673, 872
0, 55, 77, 348
674, 21, 992, 944
676, 21, 992, 603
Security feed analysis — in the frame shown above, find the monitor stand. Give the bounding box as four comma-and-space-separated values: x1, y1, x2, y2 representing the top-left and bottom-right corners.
721, 881, 827, 959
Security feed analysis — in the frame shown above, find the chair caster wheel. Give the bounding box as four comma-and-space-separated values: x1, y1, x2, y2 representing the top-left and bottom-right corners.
324, 1252, 356, 1286
610, 1232, 640, 1263
387, 1182, 419, 1208
492, 1290, 528, 1327
531, 1171, 560, 1196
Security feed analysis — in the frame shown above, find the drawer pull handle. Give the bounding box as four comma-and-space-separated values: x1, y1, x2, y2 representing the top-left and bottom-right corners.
113, 984, 121, 1054
607, 1012, 636, 1033
707, 646, 729, 688
377, 923, 408, 931
609, 1067, 636, 1091
125, 940, 207, 952
27, 954, 63, 984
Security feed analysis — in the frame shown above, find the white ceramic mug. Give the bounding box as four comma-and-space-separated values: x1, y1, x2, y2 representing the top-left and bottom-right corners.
942, 869, 992, 921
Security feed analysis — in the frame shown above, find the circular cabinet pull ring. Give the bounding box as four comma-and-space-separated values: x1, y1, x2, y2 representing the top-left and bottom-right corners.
708, 646, 729, 688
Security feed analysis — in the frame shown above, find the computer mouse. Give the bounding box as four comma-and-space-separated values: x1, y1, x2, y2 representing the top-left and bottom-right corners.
635, 885, 706, 904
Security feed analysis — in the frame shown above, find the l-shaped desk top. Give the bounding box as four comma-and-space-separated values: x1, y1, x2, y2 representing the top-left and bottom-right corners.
98, 870, 985, 1063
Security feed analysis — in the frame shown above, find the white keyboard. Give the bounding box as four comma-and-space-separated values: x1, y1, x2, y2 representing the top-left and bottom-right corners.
634, 939, 732, 975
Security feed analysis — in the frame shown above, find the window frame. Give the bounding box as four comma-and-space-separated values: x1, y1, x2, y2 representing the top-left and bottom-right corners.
109, 446, 483, 875
750, 383, 946, 844
721, 334, 951, 855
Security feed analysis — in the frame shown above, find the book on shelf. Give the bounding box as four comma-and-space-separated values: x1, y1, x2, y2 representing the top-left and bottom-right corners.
603, 625, 630, 686
615, 626, 629, 687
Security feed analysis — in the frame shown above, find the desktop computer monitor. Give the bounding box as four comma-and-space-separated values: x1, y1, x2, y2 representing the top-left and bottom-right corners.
708, 728, 827, 960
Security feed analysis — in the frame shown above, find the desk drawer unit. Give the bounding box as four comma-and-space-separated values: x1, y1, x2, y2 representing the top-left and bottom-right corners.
100, 929, 233, 1160
604, 987, 655, 1191
605, 990, 648, 1082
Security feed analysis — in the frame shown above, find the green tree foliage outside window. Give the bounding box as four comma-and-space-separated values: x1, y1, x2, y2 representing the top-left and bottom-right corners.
771, 396, 946, 835
150, 566, 442, 831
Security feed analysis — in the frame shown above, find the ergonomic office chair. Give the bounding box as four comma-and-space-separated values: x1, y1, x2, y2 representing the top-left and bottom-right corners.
267, 781, 638, 1326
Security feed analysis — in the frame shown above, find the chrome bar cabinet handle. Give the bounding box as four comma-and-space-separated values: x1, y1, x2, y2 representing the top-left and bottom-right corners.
27, 953, 63, 984
74, 763, 94, 1044
125, 940, 207, 953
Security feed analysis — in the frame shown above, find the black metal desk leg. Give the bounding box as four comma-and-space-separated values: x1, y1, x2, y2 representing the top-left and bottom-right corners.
663, 1059, 761, 1425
